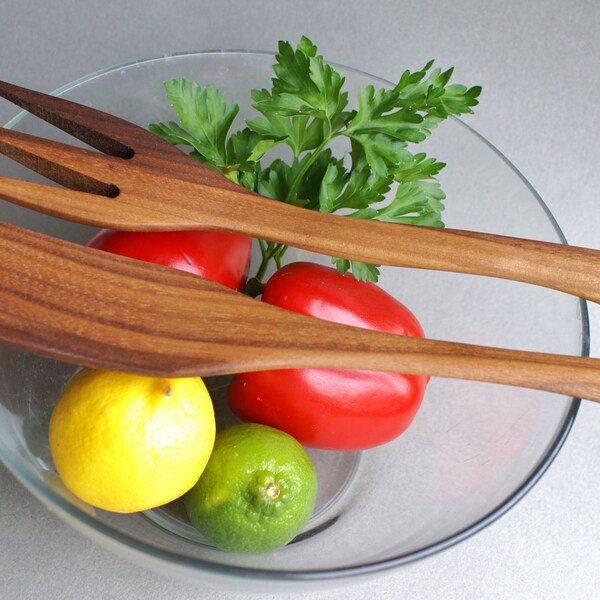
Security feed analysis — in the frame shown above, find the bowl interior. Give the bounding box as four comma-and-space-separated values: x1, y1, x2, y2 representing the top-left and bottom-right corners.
0, 52, 586, 587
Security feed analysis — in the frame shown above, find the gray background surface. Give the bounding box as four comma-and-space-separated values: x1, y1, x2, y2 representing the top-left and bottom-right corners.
1, 1, 599, 598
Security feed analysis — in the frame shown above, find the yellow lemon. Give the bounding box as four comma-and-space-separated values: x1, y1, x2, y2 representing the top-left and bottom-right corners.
49, 368, 216, 513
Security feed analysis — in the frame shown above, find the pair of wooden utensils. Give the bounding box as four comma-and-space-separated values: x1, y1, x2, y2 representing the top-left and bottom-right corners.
0, 79, 599, 402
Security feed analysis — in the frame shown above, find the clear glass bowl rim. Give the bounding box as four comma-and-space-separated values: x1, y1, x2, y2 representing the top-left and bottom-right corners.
0, 48, 588, 584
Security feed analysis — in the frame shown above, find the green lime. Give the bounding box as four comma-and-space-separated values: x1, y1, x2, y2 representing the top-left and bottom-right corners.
184, 422, 318, 553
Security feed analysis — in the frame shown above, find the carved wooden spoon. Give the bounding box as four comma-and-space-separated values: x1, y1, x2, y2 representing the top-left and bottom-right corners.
0, 220, 597, 402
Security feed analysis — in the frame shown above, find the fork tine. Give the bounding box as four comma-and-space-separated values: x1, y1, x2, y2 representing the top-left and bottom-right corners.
0, 128, 119, 197
0, 80, 185, 161
0, 176, 139, 228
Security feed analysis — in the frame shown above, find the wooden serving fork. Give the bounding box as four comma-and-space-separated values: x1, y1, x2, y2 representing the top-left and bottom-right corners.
1, 218, 600, 403
0, 79, 600, 302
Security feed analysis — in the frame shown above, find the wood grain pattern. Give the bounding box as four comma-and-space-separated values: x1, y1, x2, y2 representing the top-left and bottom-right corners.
0, 220, 599, 403
0, 79, 600, 303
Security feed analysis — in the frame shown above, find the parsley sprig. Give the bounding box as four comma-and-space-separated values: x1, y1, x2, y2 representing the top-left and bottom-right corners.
150, 36, 481, 285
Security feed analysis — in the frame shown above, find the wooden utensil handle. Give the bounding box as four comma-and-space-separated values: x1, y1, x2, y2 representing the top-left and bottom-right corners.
150, 179, 600, 304
242, 198, 599, 301
307, 332, 596, 403
201, 310, 596, 402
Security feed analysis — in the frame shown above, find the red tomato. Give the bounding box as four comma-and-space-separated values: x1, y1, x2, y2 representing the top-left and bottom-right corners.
87, 230, 252, 291
227, 262, 428, 450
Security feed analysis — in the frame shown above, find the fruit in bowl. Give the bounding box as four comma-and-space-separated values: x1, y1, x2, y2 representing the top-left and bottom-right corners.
49, 370, 216, 513
228, 261, 429, 450
0, 37, 586, 591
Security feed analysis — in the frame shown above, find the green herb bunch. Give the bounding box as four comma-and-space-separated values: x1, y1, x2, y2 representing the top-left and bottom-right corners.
150, 36, 481, 285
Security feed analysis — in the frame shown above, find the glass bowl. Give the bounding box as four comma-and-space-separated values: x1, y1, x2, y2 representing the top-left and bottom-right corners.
0, 51, 587, 592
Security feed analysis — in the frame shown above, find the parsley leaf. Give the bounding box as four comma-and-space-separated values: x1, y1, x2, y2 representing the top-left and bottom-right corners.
150, 37, 481, 285
343, 65, 481, 179
331, 257, 381, 282
150, 79, 239, 168
319, 161, 388, 214
259, 37, 348, 123
247, 90, 325, 156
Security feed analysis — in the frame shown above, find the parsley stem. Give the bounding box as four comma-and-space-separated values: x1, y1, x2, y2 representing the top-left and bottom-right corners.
254, 241, 279, 282
252, 132, 337, 284
284, 134, 335, 203
274, 244, 288, 270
